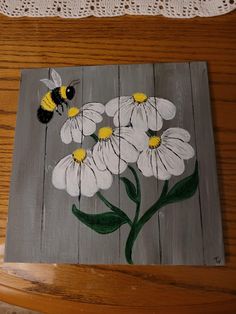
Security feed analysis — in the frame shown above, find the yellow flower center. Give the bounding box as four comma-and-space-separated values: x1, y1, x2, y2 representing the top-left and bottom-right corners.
149, 136, 161, 149
98, 127, 113, 140
68, 107, 80, 118
132, 92, 148, 104
72, 148, 86, 163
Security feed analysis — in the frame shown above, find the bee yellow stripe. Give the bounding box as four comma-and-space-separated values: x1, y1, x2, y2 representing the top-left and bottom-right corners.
41, 92, 56, 111
60, 86, 67, 100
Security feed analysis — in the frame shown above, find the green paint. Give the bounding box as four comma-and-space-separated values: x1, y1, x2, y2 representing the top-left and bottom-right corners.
96, 191, 132, 226
120, 177, 138, 204
146, 129, 157, 137
90, 133, 99, 142
72, 205, 127, 234
128, 165, 141, 203
123, 166, 142, 264
163, 160, 199, 204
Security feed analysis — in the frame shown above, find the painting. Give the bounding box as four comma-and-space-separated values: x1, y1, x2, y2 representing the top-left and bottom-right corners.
5, 63, 224, 265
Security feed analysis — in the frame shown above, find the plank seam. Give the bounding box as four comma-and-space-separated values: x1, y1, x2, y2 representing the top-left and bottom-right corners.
153, 63, 162, 264
189, 62, 206, 265
78, 66, 84, 264
40, 68, 50, 259
118, 64, 121, 262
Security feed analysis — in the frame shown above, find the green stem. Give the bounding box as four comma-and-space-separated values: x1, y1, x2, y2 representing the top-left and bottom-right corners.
125, 199, 166, 264
146, 129, 157, 137
125, 166, 142, 264
128, 165, 141, 203
125, 181, 168, 264
125, 224, 136, 264
96, 191, 132, 226
90, 133, 98, 142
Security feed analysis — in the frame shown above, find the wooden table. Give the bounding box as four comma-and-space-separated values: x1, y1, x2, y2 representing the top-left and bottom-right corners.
0, 12, 236, 313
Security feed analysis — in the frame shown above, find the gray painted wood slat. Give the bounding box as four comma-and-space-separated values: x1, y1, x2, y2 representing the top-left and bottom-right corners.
190, 62, 224, 265
78, 65, 120, 264
41, 67, 82, 263
154, 63, 204, 265
119, 64, 161, 264
5, 68, 49, 262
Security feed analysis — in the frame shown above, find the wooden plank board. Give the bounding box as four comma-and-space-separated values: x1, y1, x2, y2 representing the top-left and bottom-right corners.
5, 68, 48, 262
41, 67, 82, 263
78, 65, 120, 264
154, 63, 204, 264
119, 64, 161, 264
5, 62, 224, 265
190, 62, 225, 265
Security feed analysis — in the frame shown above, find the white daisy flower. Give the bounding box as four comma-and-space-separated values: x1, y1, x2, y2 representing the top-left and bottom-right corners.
93, 126, 148, 175
52, 148, 113, 197
105, 93, 176, 131
60, 102, 104, 144
137, 128, 195, 180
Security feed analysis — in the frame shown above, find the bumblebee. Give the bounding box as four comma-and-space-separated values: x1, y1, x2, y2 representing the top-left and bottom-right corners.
37, 69, 80, 124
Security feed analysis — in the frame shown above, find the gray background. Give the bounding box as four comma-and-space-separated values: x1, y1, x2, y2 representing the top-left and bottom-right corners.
5, 62, 224, 265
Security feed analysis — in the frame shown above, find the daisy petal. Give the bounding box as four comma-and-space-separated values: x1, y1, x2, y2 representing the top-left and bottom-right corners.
71, 118, 83, 143
158, 146, 185, 176
163, 128, 191, 142
88, 157, 113, 190
150, 149, 159, 178
155, 150, 172, 180
149, 98, 176, 120
112, 136, 139, 163
92, 143, 106, 171
81, 163, 98, 197
105, 97, 131, 117
52, 155, 72, 189
115, 127, 148, 151
82, 109, 103, 123
103, 141, 127, 174
131, 106, 148, 130
66, 161, 81, 197
113, 101, 134, 127
82, 102, 104, 114
145, 101, 163, 131
60, 119, 72, 144
137, 150, 153, 177
81, 116, 96, 136
163, 138, 195, 160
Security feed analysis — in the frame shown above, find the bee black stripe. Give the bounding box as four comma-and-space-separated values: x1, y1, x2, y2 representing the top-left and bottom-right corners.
51, 87, 65, 105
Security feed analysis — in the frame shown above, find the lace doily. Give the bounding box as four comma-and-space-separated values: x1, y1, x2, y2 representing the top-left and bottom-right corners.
0, 1, 235, 18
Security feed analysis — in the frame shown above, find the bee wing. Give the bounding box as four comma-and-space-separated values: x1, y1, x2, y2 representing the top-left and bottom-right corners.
51, 69, 62, 87
40, 79, 56, 90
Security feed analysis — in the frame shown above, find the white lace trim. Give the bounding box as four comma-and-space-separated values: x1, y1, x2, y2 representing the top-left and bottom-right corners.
0, 1, 235, 18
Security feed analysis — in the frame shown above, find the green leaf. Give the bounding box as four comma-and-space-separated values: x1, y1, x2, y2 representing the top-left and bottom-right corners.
72, 205, 127, 234
165, 160, 199, 205
120, 177, 138, 203
96, 191, 132, 226
128, 166, 141, 203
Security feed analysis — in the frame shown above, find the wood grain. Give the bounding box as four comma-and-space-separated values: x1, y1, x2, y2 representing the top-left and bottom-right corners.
118, 63, 161, 264
79, 65, 121, 264
41, 67, 81, 263
0, 11, 236, 313
190, 62, 225, 265
4, 68, 48, 262
154, 62, 204, 265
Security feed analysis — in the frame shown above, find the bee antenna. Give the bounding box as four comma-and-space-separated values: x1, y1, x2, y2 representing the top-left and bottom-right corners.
69, 79, 80, 86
